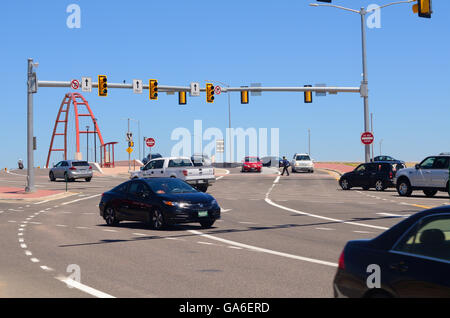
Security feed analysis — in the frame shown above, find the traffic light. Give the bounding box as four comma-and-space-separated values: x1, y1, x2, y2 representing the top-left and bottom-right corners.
98, 75, 107, 97
149, 79, 158, 100
240, 87, 249, 104
206, 83, 215, 103
128, 141, 134, 148
304, 85, 313, 103
178, 91, 187, 105
413, 0, 432, 18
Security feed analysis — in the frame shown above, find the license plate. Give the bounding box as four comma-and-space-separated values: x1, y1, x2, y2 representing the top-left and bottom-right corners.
198, 211, 208, 217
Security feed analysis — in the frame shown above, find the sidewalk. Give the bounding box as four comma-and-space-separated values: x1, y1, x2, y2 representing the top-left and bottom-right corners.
0, 186, 74, 202
315, 163, 356, 175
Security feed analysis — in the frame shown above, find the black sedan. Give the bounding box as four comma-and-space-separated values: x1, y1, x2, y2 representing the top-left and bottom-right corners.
99, 178, 221, 229
334, 206, 450, 298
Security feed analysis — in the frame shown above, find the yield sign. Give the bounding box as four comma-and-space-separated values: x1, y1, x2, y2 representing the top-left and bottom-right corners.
361, 132, 374, 145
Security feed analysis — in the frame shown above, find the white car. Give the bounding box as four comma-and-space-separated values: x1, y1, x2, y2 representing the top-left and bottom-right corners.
130, 157, 215, 192
395, 154, 449, 197
291, 153, 314, 173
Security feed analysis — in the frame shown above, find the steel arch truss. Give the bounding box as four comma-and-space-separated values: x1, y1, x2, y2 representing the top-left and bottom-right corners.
46, 93, 105, 168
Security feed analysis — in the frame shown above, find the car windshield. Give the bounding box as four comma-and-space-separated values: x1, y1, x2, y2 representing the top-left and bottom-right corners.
296, 155, 310, 161
72, 161, 89, 166
245, 157, 260, 162
145, 179, 197, 194
168, 159, 193, 167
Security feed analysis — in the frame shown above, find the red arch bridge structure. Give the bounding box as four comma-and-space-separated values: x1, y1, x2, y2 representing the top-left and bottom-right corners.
45, 93, 117, 168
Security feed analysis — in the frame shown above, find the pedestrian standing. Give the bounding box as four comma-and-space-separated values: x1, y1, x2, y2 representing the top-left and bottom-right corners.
281, 156, 290, 176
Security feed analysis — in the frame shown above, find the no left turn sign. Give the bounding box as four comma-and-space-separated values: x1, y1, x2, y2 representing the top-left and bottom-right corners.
214, 86, 221, 95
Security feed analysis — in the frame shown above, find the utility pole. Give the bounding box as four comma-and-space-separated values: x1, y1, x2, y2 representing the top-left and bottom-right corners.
86, 125, 90, 162
93, 118, 98, 163
371, 113, 374, 162
128, 119, 131, 171
308, 129, 311, 156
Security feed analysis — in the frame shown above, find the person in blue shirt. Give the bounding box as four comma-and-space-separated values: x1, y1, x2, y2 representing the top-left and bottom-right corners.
281, 156, 290, 176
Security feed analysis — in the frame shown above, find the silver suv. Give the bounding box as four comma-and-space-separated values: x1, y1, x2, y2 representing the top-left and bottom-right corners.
49, 160, 93, 182
395, 154, 449, 197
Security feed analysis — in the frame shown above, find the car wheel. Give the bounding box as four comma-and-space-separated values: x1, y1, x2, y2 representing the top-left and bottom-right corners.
151, 209, 165, 230
397, 179, 412, 197
49, 171, 55, 181
104, 206, 120, 226
196, 184, 208, 192
340, 178, 351, 190
362, 186, 370, 191
423, 189, 438, 197
85, 177, 92, 182
200, 219, 215, 229
375, 180, 385, 191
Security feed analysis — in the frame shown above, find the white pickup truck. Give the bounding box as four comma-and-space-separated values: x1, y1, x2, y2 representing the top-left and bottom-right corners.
130, 157, 215, 192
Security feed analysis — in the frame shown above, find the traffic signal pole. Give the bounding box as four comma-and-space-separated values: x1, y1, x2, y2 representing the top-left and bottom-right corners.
360, 7, 371, 163
310, 0, 416, 163
26, 58, 36, 193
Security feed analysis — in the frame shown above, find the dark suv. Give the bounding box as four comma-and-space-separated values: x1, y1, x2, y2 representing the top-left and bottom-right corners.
339, 162, 404, 191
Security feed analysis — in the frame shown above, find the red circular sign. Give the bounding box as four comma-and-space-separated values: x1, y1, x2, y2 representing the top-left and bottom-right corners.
71, 79, 80, 90
214, 86, 221, 95
146, 138, 155, 148
361, 132, 374, 145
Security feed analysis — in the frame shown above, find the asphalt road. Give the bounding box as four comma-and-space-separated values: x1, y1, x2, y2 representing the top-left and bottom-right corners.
0, 167, 448, 298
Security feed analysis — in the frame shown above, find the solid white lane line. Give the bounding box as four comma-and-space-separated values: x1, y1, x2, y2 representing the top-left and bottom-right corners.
55, 276, 115, 298
132, 233, 146, 236
377, 213, 410, 218
61, 194, 101, 206
102, 229, 117, 232
353, 231, 373, 234
227, 246, 243, 250
265, 197, 388, 231
274, 176, 280, 184
315, 228, 335, 231
188, 230, 337, 267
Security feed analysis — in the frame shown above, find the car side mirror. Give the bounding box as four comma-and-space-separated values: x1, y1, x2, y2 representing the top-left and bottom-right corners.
415, 164, 420, 170
140, 166, 143, 171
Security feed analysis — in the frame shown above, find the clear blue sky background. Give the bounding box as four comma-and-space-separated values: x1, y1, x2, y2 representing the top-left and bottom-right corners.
2, 0, 449, 168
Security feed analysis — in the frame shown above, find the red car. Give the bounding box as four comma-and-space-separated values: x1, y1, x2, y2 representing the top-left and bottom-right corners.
241, 156, 262, 173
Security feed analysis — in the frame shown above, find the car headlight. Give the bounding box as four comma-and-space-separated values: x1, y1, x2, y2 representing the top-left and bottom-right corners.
163, 201, 189, 208
295, 162, 300, 166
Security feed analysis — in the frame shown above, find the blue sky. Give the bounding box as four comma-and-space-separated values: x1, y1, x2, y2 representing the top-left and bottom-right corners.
2, 0, 449, 168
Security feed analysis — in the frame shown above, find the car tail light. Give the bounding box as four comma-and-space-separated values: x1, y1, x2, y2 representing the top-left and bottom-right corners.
338, 250, 345, 270
89, 166, 92, 170
183, 170, 188, 176
69, 167, 76, 171
389, 172, 393, 179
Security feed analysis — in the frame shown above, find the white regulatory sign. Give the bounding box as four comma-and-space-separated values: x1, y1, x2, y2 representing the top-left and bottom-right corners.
190, 82, 200, 97
81, 77, 92, 92
133, 79, 143, 94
